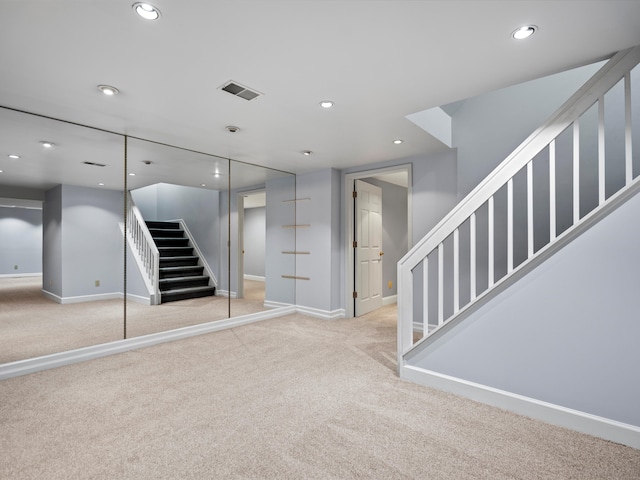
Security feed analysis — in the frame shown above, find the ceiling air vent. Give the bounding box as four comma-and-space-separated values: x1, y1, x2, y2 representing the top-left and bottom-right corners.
219, 81, 261, 101
83, 161, 107, 167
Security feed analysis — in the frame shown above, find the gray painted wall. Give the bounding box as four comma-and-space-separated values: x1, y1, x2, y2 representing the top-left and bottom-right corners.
43, 185, 123, 300
265, 176, 296, 305
412, 189, 640, 426
0, 206, 42, 275
60, 185, 124, 298
244, 206, 265, 278
42, 185, 63, 297
453, 61, 604, 198
295, 169, 342, 313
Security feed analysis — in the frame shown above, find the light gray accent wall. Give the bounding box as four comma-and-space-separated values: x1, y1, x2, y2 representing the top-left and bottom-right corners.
243, 206, 265, 278
42, 185, 62, 296
453, 61, 604, 199
412, 190, 640, 426
361, 179, 408, 297
295, 169, 341, 312
265, 176, 296, 305
0, 206, 42, 275
60, 185, 123, 298
130, 184, 158, 220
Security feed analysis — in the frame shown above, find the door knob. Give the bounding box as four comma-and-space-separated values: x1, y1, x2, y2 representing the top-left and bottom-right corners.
379, 251, 384, 256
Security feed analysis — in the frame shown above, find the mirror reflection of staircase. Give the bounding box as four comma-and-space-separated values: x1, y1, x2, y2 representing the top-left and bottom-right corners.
146, 221, 216, 303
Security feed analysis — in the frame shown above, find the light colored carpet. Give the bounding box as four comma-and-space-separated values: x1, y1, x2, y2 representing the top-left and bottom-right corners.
1, 304, 638, 479
0, 276, 268, 364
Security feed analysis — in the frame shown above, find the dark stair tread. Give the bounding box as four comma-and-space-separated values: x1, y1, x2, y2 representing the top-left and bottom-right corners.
159, 266, 204, 278
161, 286, 216, 303
158, 247, 194, 257
159, 256, 199, 267
160, 275, 209, 286
154, 238, 190, 247
148, 228, 184, 238
146, 221, 181, 229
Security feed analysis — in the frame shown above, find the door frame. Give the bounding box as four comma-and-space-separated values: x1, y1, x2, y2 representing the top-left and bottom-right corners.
236, 188, 266, 299
344, 164, 412, 318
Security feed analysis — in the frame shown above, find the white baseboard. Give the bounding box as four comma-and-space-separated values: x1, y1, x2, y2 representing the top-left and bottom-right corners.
0, 305, 297, 381
217, 289, 237, 299
400, 364, 640, 450
41, 290, 124, 305
296, 305, 346, 320
264, 300, 293, 309
244, 275, 265, 282
382, 295, 397, 306
0, 272, 42, 278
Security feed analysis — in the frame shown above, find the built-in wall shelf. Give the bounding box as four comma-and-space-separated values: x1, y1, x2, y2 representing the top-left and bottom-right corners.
281, 251, 310, 255
281, 275, 310, 280
282, 197, 311, 204
282, 224, 310, 228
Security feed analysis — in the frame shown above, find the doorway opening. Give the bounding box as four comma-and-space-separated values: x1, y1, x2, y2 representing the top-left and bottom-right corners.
344, 165, 411, 318
237, 190, 266, 303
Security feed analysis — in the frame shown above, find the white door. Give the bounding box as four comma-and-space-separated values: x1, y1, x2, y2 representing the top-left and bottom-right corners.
355, 180, 383, 316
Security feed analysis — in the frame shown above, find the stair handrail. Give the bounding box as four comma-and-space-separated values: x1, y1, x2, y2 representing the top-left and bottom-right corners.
398, 45, 640, 363
126, 192, 161, 304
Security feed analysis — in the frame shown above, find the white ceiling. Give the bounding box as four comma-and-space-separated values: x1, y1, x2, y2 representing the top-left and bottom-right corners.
1, 0, 640, 192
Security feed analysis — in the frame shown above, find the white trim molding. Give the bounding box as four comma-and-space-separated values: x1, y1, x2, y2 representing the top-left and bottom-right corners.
0, 306, 296, 381
296, 305, 346, 320
244, 274, 265, 282
400, 365, 640, 449
0, 273, 42, 278
382, 295, 397, 306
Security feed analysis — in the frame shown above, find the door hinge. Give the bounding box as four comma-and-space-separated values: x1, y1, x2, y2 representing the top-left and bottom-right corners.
352, 191, 357, 198
353, 291, 358, 299
353, 241, 357, 248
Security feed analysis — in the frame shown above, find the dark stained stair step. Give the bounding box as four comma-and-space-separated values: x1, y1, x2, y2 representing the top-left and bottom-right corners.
159, 266, 204, 278
161, 285, 216, 303
154, 237, 190, 247
159, 256, 199, 267
160, 275, 210, 290
158, 246, 194, 257
148, 228, 184, 238
146, 221, 181, 230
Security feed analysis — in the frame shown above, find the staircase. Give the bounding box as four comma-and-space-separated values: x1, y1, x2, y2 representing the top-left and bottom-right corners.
146, 221, 216, 303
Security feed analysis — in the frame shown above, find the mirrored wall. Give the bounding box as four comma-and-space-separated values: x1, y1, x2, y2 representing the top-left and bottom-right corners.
0, 106, 296, 364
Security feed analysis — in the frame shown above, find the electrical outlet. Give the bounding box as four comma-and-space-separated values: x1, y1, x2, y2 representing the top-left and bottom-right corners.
388, 280, 393, 289
95, 280, 100, 287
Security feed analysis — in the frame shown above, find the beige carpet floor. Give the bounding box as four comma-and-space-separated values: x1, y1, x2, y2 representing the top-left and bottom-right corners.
1, 304, 638, 479
0, 277, 268, 364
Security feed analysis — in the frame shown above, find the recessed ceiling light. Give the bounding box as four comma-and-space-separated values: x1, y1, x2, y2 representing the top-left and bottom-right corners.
8, 154, 20, 159
302, 150, 313, 156
128, 172, 136, 176
200, 183, 206, 187
98, 84, 119, 96
0, 170, 3, 173
133, 2, 161, 20
214, 172, 220, 178
320, 101, 334, 109
98, 182, 105, 186
393, 139, 403, 144
40, 141, 54, 148
512, 25, 537, 40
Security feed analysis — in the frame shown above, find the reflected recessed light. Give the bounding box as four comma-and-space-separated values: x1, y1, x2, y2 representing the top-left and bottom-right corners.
8, 154, 20, 159
40, 141, 54, 148
133, 2, 161, 20
302, 150, 313, 156
393, 139, 403, 144
98, 182, 105, 186
201, 183, 206, 187
98, 84, 119, 96
512, 25, 537, 40
128, 172, 136, 176
320, 100, 334, 109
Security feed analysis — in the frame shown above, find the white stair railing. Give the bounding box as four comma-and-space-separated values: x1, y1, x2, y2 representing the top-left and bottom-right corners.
398, 46, 640, 366
126, 192, 160, 304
